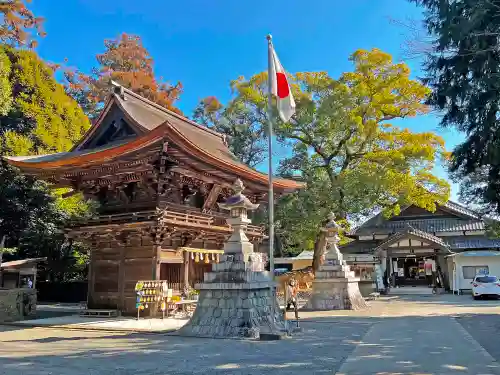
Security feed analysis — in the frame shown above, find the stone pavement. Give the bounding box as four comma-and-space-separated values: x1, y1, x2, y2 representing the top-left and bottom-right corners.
0, 294, 499, 374
13, 314, 188, 333
336, 316, 499, 374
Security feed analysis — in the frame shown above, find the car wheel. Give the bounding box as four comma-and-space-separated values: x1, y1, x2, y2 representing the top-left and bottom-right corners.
473, 295, 481, 300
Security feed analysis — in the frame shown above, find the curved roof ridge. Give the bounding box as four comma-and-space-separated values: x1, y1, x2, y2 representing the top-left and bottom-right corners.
443, 200, 480, 219
111, 81, 225, 140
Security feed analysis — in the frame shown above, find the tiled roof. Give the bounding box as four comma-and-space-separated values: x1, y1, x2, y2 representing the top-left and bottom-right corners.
448, 250, 500, 257
112, 89, 303, 187
373, 225, 450, 252
4, 131, 165, 169
443, 201, 480, 219
446, 238, 500, 249
4, 84, 303, 191
1, 257, 46, 269
354, 218, 484, 235
351, 200, 486, 236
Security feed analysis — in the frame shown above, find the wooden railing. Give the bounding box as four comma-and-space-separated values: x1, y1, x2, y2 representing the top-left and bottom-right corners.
70, 210, 157, 226
70, 206, 266, 236
162, 209, 213, 227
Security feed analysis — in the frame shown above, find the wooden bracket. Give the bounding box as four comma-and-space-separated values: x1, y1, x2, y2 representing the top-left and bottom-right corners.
202, 184, 222, 213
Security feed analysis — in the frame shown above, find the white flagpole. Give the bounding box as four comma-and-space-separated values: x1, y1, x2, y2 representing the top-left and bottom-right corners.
266, 34, 276, 321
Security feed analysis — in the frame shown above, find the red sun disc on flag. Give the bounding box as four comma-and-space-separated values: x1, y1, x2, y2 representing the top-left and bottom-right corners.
276, 72, 290, 99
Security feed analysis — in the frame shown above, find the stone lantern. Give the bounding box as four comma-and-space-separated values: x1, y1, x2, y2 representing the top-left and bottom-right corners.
324, 212, 342, 262
177, 178, 286, 338
304, 213, 367, 310
217, 179, 259, 259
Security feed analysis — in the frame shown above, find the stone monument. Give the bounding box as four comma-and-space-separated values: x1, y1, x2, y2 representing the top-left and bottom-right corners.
304, 213, 367, 310
177, 179, 286, 338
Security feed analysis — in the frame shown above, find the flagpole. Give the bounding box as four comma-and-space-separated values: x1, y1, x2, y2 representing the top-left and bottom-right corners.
266, 34, 276, 321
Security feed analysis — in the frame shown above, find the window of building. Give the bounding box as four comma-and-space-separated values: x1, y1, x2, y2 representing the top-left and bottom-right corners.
462, 265, 489, 279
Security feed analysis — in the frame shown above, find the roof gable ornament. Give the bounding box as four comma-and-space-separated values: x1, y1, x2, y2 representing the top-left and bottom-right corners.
221, 134, 228, 147
110, 80, 126, 101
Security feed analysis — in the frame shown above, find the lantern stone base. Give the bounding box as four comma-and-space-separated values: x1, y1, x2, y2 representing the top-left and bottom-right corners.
303, 260, 368, 311
177, 253, 287, 339
0, 288, 37, 322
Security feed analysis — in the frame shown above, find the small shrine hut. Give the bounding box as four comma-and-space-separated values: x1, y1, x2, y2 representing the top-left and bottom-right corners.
4, 83, 303, 313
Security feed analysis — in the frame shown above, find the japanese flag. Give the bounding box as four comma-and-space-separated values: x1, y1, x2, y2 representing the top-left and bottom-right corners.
269, 45, 296, 122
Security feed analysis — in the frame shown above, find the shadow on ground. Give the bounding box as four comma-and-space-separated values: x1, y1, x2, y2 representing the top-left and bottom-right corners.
384, 294, 500, 307
0, 295, 498, 374
0, 312, 499, 374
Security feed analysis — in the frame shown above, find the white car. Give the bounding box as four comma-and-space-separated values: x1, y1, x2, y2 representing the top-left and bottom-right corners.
471, 275, 500, 300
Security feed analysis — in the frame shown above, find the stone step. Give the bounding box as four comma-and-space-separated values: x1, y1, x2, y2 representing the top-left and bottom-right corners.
80, 309, 119, 318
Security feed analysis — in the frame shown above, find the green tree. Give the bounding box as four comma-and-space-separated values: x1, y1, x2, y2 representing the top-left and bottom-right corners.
0, 46, 90, 155
0, 160, 93, 281
0, 46, 94, 281
193, 94, 267, 168
0, 47, 12, 116
411, 0, 500, 214
211, 49, 450, 270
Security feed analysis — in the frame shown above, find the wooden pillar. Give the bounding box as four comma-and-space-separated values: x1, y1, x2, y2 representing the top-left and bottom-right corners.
153, 245, 161, 280
385, 251, 391, 289
33, 268, 37, 289
87, 250, 95, 307
118, 247, 125, 311
183, 251, 189, 290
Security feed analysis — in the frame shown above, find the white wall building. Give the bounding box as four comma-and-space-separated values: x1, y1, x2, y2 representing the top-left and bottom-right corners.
446, 251, 500, 294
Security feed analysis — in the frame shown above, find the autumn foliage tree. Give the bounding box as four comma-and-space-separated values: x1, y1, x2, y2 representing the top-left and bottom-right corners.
62, 33, 182, 118
0, 0, 45, 48
208, 49, 450, 270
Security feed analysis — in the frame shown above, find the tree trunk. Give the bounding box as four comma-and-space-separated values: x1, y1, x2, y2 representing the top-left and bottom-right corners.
0, 235, 5, 287
275, 233, 284, 257
312, 230, 327, 274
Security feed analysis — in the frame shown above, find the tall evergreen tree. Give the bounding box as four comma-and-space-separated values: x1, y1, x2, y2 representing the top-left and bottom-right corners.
0, 47, 12, 116
0, 46, 90, 155
412, 0, 500, 214
0, 45, 93, 281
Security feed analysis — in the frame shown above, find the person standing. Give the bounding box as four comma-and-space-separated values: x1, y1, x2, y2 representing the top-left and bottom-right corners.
286, 279, 299, 319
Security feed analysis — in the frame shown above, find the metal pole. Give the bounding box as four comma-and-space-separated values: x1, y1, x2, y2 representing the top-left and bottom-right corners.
266, 35, 276, 321
283, 280, 288, 332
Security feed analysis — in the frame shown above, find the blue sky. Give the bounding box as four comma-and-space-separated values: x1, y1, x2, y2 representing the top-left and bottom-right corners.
31, 0, 463, 200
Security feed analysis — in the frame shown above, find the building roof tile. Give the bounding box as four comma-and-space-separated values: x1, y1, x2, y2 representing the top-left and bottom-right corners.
373, 225, 450, 252
4, 83, 303, 191
353, 218, 485, 235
